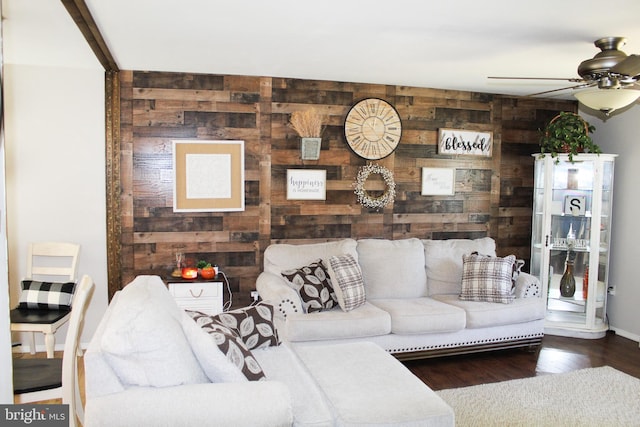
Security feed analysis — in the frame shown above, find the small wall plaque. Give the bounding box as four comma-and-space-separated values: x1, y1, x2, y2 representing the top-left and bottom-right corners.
301, 138, 321, 160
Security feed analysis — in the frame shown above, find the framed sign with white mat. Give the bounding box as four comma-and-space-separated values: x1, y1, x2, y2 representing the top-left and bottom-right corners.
287, 169, 326, 200
173, 140, 245, 212
421, 167, 455, 196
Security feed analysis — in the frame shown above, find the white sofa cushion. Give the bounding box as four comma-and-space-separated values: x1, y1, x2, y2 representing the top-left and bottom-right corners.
253, 344, 334, 427
263, 239, 358, 276
432, 294, 545, 329
369, 298, 466, 334
99, 275, 209, 387
282, 302, 391, 342
423, 237, 496, 296
357, 238, 427, 299
294, 342, 454, 427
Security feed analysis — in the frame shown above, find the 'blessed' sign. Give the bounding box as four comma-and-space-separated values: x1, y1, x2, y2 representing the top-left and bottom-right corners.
438, 129, 493, 157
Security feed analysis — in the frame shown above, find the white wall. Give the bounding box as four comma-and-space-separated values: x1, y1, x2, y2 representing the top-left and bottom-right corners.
3, 63, 108, 350
582, 103, 640, 342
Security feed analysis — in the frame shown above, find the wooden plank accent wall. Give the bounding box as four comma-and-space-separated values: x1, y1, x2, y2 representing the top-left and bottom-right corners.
116, 70, 576, 302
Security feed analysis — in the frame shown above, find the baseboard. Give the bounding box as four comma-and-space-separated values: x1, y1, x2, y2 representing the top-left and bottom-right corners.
609, 327, 640, 344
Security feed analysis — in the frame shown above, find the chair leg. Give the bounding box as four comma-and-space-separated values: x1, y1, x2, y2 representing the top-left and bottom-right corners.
28, 332, 36, 355
44, 332, 55, 358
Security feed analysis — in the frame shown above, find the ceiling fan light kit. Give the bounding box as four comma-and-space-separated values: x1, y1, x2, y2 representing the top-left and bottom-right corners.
574, 88, 640, 115
490, 36, 640, 115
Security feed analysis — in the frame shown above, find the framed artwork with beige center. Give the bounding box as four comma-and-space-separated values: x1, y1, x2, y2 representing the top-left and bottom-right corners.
173, 140, 245, 212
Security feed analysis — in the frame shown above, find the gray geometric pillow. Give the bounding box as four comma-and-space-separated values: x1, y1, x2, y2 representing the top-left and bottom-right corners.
187, 310, 265, 381
281, 259, 337, 313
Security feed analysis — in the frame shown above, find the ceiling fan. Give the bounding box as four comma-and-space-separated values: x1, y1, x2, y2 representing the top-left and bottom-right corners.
489, 37, 640, 115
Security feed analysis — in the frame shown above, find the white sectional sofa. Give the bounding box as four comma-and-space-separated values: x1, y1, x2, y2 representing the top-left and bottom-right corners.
257, 237, 545, 360
84, 275, 454, 427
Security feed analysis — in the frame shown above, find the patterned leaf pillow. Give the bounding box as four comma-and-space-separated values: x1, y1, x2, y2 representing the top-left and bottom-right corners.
281, 259, 337, 313
459, 253, 516, 304
187, 310, 265, 381
211, 304, 279, 350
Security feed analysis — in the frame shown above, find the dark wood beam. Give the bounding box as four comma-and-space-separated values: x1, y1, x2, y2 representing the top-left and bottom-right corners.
61, 0, 122, 297
60, 0, 119, 71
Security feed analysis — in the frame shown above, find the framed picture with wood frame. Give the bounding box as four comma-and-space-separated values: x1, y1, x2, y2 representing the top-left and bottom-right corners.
173, 140, 245, 212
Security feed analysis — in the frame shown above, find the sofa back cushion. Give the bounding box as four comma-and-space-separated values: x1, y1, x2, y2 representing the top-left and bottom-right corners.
422, 237, 496, 296
263, 239, 358, 275
99, 275, 210, 387
357, 238, 427, 299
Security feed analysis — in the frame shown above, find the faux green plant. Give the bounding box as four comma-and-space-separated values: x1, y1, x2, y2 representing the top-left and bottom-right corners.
539, 112, 600, 163
196, 260, 211, 269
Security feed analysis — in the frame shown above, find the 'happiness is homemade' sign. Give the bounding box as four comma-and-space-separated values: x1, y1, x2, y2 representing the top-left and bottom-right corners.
438, 128, 493, 157
286, 169, 326, 200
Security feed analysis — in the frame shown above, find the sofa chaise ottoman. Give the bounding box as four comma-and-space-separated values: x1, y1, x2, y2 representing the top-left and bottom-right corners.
84, 275, 454, 427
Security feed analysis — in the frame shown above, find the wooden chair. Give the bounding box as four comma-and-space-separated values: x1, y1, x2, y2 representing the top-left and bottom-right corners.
10, 242, 81, 358
13, 274, 94, 427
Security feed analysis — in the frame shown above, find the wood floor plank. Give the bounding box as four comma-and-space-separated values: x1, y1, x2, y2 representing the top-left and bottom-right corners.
403, 331, 640, 390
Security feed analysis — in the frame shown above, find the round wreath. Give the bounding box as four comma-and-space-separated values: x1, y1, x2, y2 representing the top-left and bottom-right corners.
354, 164, 396, 210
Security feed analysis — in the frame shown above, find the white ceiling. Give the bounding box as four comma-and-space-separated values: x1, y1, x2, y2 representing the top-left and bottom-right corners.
4, 0, 640, 101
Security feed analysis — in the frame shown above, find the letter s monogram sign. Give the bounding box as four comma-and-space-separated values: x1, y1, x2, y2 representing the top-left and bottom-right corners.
564, 195, 586, 216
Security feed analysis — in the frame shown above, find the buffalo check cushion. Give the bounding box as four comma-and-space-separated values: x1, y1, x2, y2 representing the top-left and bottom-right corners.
18, 280, 76, 310
328, 254, 366, 311
460, 253, 516, 304
281, 259, 338, 313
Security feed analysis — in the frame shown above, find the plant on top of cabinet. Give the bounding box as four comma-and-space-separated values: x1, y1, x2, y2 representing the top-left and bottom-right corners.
539, 112, 600, 162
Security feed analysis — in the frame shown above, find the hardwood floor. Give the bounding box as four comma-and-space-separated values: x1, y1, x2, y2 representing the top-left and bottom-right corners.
403, 331, 640, 391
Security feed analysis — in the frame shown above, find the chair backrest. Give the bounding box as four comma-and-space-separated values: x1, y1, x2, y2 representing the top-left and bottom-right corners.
62, 274, 94, 427
26, 242, 80, 282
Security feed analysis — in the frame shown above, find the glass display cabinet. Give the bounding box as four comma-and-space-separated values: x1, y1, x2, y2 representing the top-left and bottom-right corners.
530, 153, 616, 338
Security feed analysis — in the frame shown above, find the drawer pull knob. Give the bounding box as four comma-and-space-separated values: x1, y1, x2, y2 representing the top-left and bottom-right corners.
189, 289, 203, 298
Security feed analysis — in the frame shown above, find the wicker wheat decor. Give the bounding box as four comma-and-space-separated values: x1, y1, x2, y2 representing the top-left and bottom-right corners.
353, 164, 396, 210
290, 109, 325, 160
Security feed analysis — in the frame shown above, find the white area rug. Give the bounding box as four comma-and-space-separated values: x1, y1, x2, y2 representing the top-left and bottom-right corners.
436, 366, 640, 426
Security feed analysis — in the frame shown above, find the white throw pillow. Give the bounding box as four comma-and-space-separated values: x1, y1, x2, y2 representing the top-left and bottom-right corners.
328, 254, 366, 312
100, 276, 209, 387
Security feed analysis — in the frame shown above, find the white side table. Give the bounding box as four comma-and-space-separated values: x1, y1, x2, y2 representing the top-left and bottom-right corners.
166, 278, 223, 315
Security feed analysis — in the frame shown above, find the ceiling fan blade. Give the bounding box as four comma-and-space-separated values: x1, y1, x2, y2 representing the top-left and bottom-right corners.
527, 82, 595, 97
610, 54, 640, 77
488, 76, 584, 82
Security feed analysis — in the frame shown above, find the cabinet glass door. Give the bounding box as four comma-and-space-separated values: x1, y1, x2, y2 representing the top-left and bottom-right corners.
546, 159, 594, 326
531, 153, 615, 337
